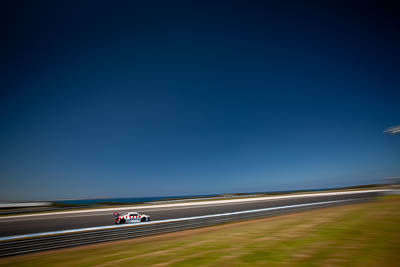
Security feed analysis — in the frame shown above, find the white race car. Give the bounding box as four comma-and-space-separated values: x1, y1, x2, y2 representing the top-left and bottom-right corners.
114, 212, 151, 224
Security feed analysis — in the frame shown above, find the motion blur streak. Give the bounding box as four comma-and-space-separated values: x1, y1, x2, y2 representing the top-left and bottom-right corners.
0, 190, 383, 237
0, 198, 369, 257
1, 189, 387, 220
384, 125, 400, 135
0, 198, 360, 242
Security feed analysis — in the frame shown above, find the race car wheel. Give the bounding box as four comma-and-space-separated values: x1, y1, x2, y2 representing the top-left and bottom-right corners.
141, 217, 146, 222
119, 219, 126, 224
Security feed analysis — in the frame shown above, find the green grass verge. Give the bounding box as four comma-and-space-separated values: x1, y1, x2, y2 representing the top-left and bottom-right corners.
1, 196, 399, 266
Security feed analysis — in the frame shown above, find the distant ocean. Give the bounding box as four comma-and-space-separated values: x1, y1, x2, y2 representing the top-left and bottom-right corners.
54, 185, 375, 206
54, 189, 329, 206
55, 194, 219, 206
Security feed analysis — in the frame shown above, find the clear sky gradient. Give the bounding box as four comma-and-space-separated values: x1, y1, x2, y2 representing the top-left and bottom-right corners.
1, 1, 399, 200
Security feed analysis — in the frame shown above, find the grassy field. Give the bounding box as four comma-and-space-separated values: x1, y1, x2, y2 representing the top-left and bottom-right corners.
1, 196, 399, 266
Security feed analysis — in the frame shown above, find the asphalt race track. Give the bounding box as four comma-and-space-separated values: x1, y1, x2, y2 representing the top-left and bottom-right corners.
0, 191, 380, 238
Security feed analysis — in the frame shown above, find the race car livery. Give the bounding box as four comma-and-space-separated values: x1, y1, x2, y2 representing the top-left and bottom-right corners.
114, 212, 151, 224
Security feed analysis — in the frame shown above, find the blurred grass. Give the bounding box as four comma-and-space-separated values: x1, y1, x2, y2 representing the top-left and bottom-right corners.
1, 196, 399, 266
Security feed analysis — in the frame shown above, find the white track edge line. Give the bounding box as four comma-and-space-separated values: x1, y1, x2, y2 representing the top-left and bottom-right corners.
0, 198, 362, 242
0, 189, 388, 220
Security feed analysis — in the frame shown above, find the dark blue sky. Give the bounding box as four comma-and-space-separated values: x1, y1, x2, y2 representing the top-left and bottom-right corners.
1, 1, 399, 200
